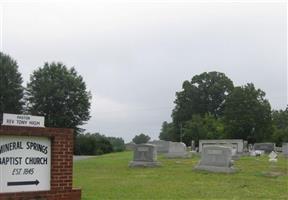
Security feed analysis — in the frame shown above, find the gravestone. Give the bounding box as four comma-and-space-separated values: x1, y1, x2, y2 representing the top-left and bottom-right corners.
268, 151, 278, 162
165, 142, 188, 158
125, 142, 136, 151
191, 140, 196, 151
250, 150, 264, 157
129, 144, 160, 167
149, 140, 170, 153
254, 143, 275, 153
275, 146, 282, 152
248, 144, 253, 151
199, 139, 244, 153
243, 141, 248, 152
194, 145, 236, 173
282, 143, 288, 158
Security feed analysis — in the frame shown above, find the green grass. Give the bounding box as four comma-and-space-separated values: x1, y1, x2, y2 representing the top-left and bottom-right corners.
73, 151, 288, 200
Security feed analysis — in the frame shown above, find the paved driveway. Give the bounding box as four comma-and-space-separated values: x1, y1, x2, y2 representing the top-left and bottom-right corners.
73, 155, 97, 161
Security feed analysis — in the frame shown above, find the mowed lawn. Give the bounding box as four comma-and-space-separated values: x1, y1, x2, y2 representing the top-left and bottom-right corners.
73, 151, 288, 200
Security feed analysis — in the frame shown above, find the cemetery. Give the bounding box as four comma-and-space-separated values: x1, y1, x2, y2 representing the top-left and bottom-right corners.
0, 116, 287, 200
0, 3, 286, 199
73, 150, 288, 200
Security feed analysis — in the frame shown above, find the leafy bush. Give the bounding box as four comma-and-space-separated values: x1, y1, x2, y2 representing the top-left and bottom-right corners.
75, 133, 125, 155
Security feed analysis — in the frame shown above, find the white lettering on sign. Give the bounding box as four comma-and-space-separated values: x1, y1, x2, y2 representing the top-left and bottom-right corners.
0, 136, 51, 193
2, 113, 45, 128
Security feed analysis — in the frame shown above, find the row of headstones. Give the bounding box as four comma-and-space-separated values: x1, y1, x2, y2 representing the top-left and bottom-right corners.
128, 140, 288, 172
128, 141, 188, 167
127, 139, 288, 157
195, 140, 288, 158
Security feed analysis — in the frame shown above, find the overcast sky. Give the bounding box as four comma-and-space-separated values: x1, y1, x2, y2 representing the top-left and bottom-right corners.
0, 0, 287, 142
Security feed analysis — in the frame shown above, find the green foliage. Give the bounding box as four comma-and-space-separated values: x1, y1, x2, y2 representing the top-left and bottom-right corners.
107, 137, 125, 152
162, 71, 233, 142
26, 62, 91, 133
172, 71, 234, 125
223, 83, 272, 142
271, 106, 288, 145
182, 114, 224, 146
159, 121, 178, 141
0, 52, 24, 121
75, 133, 113, 155
160, 72, 277, 144
75, 133, 126, 155
132, 133, 151, 144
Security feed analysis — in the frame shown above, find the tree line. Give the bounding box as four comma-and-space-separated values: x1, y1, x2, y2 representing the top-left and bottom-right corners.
1, 52, 287, 154
0, 52, 125, 155
159, 71, 288, 146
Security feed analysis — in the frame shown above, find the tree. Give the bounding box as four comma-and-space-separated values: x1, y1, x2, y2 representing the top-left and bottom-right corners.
26, 62, 91, 133
74, 133, 113, 155
107, 137, 125, 152
271, 106, 288, 145
223, 83, 272, 142
159, 121, 178, 141
182, 114, 224, 146
132, 133, 151, 144
0, 52, 24, 122
172, 71, 234, 125
167, 71, 233, 141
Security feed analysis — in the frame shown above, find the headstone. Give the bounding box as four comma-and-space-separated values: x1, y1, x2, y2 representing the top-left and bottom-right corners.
149, 140, 170, 153
275, 146, 282, 152
250, 150, 264, 157
191, 140, 195, 151
199, 139, 244, 153
194, 145, 236, 173
129, 144, 160, 167
125, 142, 136, 151
165, 142, 188, 158
243, 141, 248, 152
248, 144, 253, 151
268, 151, 278, 162
250, 150, 256, 156
254, 143, 275, 153
282, 143, 288, 158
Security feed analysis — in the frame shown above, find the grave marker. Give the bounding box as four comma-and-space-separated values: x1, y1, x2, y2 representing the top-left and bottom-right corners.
254, 143, 275, 153
268, 151, 278, 162
129, 144, 160, 167
282, 143, 288, 158
194, 145, 236, 173
165, 142, 188, 158
199, 139, 244, 153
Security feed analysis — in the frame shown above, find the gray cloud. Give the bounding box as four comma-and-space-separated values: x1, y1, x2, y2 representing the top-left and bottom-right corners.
1, 1, 286, 141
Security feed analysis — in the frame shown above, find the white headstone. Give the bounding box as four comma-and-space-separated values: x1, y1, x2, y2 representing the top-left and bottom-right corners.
165, 142, 187, 158
268, 151, 278, 162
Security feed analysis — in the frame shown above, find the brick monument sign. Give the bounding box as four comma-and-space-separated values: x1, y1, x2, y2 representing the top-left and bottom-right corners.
0, 114, 81, 200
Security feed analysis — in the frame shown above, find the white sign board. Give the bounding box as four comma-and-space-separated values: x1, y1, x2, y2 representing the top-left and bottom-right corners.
2, 113, 45, 128
0, 136, 51, 193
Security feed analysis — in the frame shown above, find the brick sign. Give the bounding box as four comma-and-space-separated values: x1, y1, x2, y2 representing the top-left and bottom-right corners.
0, 136, 51, 193
0, 126, 81, 200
